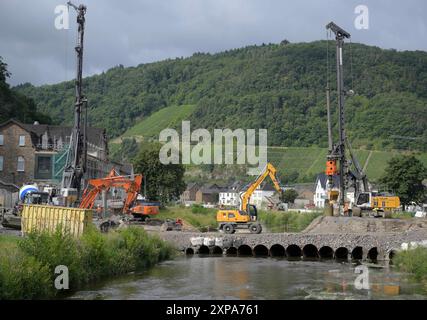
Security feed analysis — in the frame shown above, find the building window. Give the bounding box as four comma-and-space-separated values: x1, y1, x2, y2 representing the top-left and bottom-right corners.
35, 155, 52, 179
19, 135, 25, 146
0, 156, 3, 171
41, 133, 48, 149
0, 134, 3, 145
17, 156, 25, 172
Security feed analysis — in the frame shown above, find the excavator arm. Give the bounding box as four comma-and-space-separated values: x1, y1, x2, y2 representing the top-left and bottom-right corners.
240, 163, 282, 212
79, 168, 143, 214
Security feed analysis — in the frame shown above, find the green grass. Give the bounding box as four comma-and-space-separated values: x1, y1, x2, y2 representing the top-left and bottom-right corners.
0, 227, 174, 299
157, 206, 322, 233
258, 210, 323, 233
391, 211, 415, 219
120, 104, 196, 140
157, 205, 218, 231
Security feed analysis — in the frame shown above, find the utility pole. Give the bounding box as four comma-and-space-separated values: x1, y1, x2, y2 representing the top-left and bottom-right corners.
325, 22, 351, 209
61, 2, 87, 204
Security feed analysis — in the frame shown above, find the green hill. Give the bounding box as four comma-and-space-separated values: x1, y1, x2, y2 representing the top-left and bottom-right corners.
109, 102, 427, 183
181, 146, 427, 184
14, 41, 427, 151
267, 147, 427, 182
120, 104, 196, 141
0, 56, 51, 124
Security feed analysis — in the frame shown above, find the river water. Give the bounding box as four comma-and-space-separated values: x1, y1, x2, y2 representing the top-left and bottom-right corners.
69, 256, 427, 300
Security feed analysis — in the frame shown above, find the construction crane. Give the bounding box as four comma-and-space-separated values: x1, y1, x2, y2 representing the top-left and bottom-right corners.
79, 168, 159, 218
216, 162, 283, 234
61, 2, 88, 205
325, 22, 400, 216
325, 22, 352, 209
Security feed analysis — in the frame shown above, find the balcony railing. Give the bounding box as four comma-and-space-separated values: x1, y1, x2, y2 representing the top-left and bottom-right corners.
36, 143, 66, 151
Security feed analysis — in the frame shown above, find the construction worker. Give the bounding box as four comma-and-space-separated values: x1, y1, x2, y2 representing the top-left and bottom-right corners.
96, 204, 102, 219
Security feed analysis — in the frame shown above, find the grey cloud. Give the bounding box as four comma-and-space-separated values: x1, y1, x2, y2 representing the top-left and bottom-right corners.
0, 0, 426, 86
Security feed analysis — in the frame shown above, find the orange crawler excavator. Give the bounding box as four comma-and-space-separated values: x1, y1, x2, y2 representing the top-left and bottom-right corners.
79, 168, 159, 218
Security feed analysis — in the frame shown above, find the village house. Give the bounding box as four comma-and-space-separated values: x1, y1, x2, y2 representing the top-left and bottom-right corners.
195, 184, 221, 205
248, 183, 277, 209
313, 173, 340, 208
288, 183, 315, 209
180, 182, 201, 205
313, 173, 357, 208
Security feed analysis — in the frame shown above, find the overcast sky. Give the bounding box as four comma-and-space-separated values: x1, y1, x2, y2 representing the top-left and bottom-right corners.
1, 0, 426, 86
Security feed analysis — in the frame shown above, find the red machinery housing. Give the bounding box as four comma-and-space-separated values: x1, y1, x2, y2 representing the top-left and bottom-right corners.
79, 168, 159, 217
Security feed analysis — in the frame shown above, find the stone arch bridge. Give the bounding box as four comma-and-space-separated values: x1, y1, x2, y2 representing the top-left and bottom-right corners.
159, 230, 427, 261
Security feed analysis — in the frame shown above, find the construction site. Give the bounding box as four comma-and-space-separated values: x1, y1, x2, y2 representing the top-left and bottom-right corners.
0, 1, 427, 303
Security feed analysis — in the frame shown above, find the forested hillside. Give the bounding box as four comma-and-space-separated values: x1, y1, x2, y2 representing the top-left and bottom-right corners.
14, 41, 427, 150
0, 57, 51, 124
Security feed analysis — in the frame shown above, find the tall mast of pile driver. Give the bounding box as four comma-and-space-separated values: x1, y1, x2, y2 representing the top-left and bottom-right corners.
61, 2, 87, 203
325, 22, 350, 208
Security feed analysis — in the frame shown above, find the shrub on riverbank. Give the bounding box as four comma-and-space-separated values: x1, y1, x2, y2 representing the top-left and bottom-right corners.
394, 247, 427, 290
258, 211, 322, 233
0, 226, 174, 299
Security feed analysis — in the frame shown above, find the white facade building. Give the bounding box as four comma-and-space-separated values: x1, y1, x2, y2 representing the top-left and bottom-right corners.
248, 184, 276, 209
219, 182, 277, 209
219, 190, 240, 206
313, 173, 357, 208
219, 182, 242, 206
313, 173, 340, 208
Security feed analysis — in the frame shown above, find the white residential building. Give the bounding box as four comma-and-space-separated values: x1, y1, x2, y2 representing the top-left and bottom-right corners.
219, 182, 242, 206
248, 183, 276, 209
219, 190, 240, 206
313, 173, 340, 208
219, 182, 277, 209
314, 173, 357, 208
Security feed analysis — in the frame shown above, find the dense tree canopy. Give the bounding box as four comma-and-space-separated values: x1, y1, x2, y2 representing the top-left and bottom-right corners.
380, 155, 427, 209
132, 143, 186, 203
282, 189, 299, 204
0, 56, 51, 124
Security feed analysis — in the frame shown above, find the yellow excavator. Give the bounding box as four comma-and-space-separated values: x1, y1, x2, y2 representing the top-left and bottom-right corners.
216, 162, 282, 234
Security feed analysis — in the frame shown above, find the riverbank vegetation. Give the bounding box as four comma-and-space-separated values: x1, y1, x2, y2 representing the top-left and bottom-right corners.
157, 205, 218, 231
258, 211, 322, 233
158, 205, 322, 233
394, 247, 427, 291
0, 226, 174, 299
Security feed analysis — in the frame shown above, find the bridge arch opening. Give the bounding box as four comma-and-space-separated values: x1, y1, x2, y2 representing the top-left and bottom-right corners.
185, 247, 194, 255
286, 244, 302, 258
367, 247, 378, 261
388, 250, 397, 260
270, 244, 286, 257
319, 246, 334, 259
226, 247, 237, 256
198, 245, 210, 255
303, 244, 319, 258
253, 245, 269, 257
335, 247, 349, 260
238, 245, 253, 256
212, 246, 223, 255
351, 247, 363, 260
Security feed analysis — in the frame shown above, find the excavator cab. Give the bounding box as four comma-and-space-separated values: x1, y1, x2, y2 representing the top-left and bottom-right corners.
216, 162, 282, 234
356, 192, 371, 209
248, 204, 258, 221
